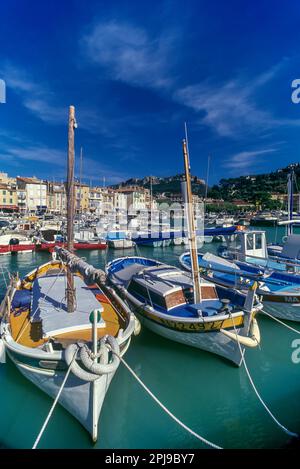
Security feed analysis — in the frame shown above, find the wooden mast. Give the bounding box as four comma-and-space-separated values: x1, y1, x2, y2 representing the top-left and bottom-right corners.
79, 146, 83, 215
66, 105, 76, 313
182, 138, 201, 304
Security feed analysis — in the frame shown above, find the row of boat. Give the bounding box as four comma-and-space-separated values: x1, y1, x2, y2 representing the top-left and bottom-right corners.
0, 107, 298, 445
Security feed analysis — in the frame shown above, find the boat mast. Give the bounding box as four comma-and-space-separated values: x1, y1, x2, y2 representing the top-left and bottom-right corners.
79, 146, 83, 215
66, 105, 77, 313
182, 131, 201, 304
287, 168, 294, 237
205, 154, 211, 200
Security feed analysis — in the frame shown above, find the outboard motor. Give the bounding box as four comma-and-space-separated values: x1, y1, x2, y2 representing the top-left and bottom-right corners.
9, 238, 20, 246
9, 237, 20, 255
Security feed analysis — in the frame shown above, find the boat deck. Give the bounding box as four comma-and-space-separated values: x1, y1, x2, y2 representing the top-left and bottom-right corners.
9, 273, 124, 348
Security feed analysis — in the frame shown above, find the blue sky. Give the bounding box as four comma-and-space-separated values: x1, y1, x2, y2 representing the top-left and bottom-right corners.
1, 0, 300, 185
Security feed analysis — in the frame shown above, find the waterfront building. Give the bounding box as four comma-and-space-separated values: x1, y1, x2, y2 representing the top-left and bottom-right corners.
75, 182, 90, 213
0, 181, 18, 212
17, 177, 47, 214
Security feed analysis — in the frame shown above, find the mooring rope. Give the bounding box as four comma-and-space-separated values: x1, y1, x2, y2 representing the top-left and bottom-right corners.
261, 310, 300, 335
229, 313, 298, 438
112, 351, 222, 449
32, 347, 78, 449
0, 264, 8, 288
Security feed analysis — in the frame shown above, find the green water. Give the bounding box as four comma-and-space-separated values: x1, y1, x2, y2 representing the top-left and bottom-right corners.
0, 227, 299, 449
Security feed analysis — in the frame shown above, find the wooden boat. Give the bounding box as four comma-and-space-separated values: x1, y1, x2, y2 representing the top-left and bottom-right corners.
106, 136, 261, 366
0, 232, 35, 255
0, 106, 136, 442
180, 251, 300, 322
106, 256, 261, 366
35, 240, 107, 252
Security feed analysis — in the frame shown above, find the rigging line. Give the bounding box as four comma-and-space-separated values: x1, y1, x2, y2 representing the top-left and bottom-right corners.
111, 350, 222, 449
229, 312, 298, 438
15, 265, 65, 344
261, 310, 300, 335
32, 347, 78, 449
135, 243, 154, 309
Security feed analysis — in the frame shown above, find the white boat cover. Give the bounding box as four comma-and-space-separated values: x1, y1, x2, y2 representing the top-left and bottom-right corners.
202, 252, 240, 271
31, 275, 105, 335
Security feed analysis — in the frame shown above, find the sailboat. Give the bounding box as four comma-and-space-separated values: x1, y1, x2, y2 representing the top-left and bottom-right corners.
0, 106, 136, 442
179, 250, 300, 322
106, 137, 262, 366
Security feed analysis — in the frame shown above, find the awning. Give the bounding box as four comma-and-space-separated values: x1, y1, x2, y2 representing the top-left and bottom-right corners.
0, 205, 19, 210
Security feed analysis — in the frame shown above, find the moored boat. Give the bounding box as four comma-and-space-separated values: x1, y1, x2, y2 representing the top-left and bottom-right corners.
180, 250, 300, 322
106, 136, 261, 366
106, 256, 261, 366
0, 106, 136, 443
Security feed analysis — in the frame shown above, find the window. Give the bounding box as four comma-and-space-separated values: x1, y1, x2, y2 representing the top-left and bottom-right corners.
255, 233, 262, 250
3, 198, 6, 203
128, 280, 167, 309
2, 190, 6, 195
9, 198, 13, 204
246, 234, 254, 250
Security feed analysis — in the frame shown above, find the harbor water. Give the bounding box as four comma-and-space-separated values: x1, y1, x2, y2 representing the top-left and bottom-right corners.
0, 226, 299, 449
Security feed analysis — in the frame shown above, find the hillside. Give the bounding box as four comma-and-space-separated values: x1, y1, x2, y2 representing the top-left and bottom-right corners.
208, 163, 300, 207
113, 174, 206, 197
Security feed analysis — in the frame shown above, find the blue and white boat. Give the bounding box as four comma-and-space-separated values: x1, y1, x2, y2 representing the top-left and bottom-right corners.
106, 138, 261, 366
106, 256, 261, 366
180, 250, 300, 322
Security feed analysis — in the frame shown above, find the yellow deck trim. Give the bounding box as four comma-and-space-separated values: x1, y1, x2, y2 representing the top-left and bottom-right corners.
9, 262, 126, 347
10, 309, 46, 348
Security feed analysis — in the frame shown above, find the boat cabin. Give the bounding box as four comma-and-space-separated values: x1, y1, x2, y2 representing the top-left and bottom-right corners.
127, 265, 219, 313
224, 230, 268, 262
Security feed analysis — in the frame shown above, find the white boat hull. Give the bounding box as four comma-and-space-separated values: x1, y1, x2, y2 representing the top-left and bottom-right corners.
135, 312, 247, 366
8, 351, 115, 441
263, 301, 300, 322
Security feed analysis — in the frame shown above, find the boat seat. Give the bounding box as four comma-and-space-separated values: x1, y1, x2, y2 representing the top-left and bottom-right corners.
187, 299, 223, 317
113, 263, 146, 286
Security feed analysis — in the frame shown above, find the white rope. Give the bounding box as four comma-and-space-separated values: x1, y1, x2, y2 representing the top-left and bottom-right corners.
0, 264, 8, 288
229, 313, 298, 438
32, 347, 78, 449
261, 310, 300, 335
112, 351, 222, 449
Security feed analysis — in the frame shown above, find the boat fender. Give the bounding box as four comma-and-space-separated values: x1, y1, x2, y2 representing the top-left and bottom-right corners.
220, 318, 260, 348
134, 317, 141, 336
80, 335, 120, 375
0, 337, 6, 363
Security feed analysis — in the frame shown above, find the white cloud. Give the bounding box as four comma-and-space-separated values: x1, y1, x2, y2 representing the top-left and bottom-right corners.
81, 21, 174, 90
0, 140, 130, 183
175, 78, 272, 138
223, 148, 277, 171
174, 61, 300, 138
